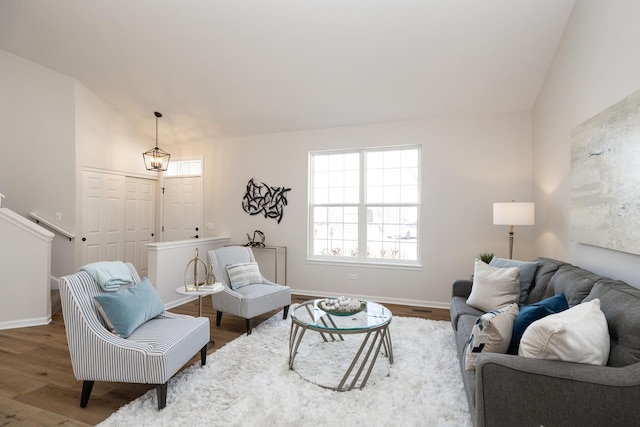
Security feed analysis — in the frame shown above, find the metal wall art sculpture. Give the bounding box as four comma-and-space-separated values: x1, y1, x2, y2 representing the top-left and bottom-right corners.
242, 178, 291, 223
245, 230, 266, 247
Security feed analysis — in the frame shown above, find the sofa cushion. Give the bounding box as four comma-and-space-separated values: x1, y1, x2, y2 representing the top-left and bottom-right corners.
455, 314, 479, 414
519, 299, 609, 365
450, 295, 485, 332
525, 257, 567, 304
584, 279, 640, 367
544, 265, 598, 307
467, 259, 520, 312
226, 262, 262, 290
507, 293, 569, 355
465, 303, 519, 370
93, 277, 165, 338
490, 257, 539, 305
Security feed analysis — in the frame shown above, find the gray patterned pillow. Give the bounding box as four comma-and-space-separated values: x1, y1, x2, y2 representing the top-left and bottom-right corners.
226, 262, 262, 290
465, 303, 519, 370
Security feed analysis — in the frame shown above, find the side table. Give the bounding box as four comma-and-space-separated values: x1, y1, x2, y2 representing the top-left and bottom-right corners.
175, 283, 224, 317
176, 283, 224, 346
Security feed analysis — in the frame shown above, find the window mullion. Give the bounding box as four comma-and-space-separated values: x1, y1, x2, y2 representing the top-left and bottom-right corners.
359, 150, 367, 261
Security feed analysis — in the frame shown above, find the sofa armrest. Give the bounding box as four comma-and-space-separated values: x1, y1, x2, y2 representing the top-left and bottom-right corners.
452, 279, 473, 298
475, 353, 640, 427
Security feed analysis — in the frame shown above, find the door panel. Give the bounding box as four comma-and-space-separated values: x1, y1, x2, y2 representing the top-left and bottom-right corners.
124, 177, 156, 278
162, 176, 202, 242
82, 171, 125, 264
82, 171, 156, 277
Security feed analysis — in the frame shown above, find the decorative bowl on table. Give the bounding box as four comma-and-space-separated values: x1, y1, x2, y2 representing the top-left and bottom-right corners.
318, 296, 366, 316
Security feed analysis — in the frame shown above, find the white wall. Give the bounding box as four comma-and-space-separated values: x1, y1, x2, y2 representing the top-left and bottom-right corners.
0, 49, 156, 280
533, 0, 640, 287
1, 49, 536, 308
170, 111, 534, 307
74, 83, 158, 270
0, 208, 53, 329
75, 83, 152, 176
0, 49, 76, 280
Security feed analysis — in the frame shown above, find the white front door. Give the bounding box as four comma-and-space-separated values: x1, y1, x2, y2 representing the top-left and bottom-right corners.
124, 177, 156, 278
162, 176, 203, 242
82, 171, 125, 264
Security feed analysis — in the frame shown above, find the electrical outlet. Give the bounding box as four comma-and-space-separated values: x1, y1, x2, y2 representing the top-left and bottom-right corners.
206, 223, 214, 230
55, 212, 62, 221
349, 273, 358, 280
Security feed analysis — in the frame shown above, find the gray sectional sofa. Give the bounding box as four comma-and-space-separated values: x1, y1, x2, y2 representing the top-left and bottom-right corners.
450, 257, 640, 427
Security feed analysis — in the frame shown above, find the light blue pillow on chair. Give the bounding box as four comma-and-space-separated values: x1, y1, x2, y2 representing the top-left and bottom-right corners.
94, 277, 165, 338
490, 257, 539, 305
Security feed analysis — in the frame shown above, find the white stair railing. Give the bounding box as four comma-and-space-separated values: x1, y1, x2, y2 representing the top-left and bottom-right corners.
29, 212, 75, 241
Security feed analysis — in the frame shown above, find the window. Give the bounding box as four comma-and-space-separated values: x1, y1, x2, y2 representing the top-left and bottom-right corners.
164, 159, 202, 177
309, 146, 420, 265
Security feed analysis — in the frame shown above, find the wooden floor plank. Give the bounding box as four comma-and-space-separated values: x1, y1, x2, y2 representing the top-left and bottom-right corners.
0, 294, 449, 426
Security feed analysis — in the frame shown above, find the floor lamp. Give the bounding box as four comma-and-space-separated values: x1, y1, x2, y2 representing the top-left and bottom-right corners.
493, 201, 535, 259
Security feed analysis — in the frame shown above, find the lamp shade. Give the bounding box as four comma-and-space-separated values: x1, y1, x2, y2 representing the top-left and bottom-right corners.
493, 202, 535, 226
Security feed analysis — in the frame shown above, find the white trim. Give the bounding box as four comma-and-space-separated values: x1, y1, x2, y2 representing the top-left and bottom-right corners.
146, 236, 230, 251
83, 165, 158, 180
0, 315, 52, 331
308, 145, 422, 265
306, 258, 422, 271
291, 290, 448, 310
0, 208, 54, 241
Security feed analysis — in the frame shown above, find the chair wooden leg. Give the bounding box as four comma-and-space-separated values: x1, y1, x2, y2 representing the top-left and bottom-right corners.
80, 380, 94, 408
216, 311, 223, 327
157, 383, 168, 410
246, 318, 253, 335
283, 305, 290, 319
200, 344, 207, 366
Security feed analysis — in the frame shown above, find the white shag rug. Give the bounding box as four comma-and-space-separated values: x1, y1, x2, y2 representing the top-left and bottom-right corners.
99, 311, 470, 427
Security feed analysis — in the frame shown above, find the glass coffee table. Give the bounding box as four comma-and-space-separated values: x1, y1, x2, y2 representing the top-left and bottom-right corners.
288, 299, 393, 391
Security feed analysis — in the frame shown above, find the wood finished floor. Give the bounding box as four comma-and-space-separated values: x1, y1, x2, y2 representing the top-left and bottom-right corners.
0, 295, 449, 426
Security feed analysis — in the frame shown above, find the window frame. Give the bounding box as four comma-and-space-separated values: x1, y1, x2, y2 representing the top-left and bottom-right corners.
307, 145, 421, 268
163, 157, 203, 178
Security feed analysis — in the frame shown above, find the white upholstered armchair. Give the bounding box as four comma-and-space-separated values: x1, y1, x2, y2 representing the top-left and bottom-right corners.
58, 263, 210, 410
207, 246, 291, 335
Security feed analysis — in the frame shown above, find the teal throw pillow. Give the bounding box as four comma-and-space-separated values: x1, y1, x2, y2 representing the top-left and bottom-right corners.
507, 293, 568, 355
94, 278, 165, 338
490, 257, 539, 305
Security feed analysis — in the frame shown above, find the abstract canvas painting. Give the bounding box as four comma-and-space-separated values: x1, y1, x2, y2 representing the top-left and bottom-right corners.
570, 89, 640, 255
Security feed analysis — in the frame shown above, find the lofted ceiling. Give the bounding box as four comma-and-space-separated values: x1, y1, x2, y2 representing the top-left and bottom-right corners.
0, 0, 575, 142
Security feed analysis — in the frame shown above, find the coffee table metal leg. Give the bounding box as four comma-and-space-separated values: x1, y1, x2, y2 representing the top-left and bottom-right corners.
382, 326, 393, 363
288, 322, 307, 369
337, 326, 388, 391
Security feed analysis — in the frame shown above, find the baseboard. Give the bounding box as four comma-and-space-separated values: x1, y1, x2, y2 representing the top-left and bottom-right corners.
290, 289, 449, 310
0, 315, 52, 331
165, 295, 201, 311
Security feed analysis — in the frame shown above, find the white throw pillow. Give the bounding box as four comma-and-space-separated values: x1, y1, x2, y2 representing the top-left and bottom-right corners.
226, 262, 262, 290
465, 303, 519, 370
466, 259, 520, 312
518, 298, 610, 365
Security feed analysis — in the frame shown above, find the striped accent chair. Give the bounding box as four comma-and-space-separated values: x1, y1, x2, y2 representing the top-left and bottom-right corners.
208, 246, 291, 335
59, 263, 210, 410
